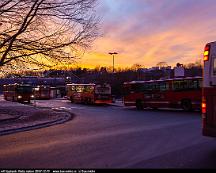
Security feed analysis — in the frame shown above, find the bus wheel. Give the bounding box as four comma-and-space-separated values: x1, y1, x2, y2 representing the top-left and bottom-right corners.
136, 100, 143, 110
181, 99, 192, 111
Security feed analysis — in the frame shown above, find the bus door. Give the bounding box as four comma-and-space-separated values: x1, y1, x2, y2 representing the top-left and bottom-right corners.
123, 83, 143, 106
123, 83, 135, 106
142, 82, 155, 108
159, 81, 170, 107
151, 82, 169, 108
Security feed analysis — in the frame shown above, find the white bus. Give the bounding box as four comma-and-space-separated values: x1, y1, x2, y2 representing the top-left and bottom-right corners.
202, 41, 216, 137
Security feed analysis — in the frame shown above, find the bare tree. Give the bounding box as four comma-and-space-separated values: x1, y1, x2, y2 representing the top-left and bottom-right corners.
156, 62, 168, 69
0, 0, 99, 71
131, 63, 143, 71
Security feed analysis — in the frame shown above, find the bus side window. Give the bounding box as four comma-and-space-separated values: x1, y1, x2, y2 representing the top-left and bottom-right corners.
90, 86, 94, 93
177, 80, 187, 90
173, 80, 184, 91
141, 83, 147, 91
187, 80, 195, 90
166, 82, 169, 90
81, 86, 84, 92
182, 80, 188, 90
150, 83, 154, 91
186, 80, 200, 90
144, 83, 153, 91
160, 82, 169, 91
155, 83, 160, 90
140, 83, 147, 92
85, 86, 94, 93
71, 86, 75, 91
85, 86, 90, 92
193, 80, 199, 89
76, 86, 82, 92
198, 79, 203, 88
172, 81, 179, 91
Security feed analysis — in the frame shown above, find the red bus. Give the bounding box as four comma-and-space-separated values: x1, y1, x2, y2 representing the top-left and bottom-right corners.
33, 85, 51, 99
123, 77, 202, 111
66, 83, 112, 104
3, 84, 33, 103
202, 41, 216, 137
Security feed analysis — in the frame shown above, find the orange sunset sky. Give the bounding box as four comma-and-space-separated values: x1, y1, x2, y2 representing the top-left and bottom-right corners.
77, 0, 216, 69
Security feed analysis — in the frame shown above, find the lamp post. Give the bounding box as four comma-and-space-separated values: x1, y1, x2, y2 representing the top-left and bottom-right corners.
109, 52, 118, 73
32, 68, 39, 107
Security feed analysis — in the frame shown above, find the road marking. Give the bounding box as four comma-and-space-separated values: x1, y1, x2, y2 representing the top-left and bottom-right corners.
58, 107, 84, 110
60, 100, 70, 103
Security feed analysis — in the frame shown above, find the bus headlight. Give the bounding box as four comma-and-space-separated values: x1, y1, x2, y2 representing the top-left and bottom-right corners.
18, 95, 22, 99
31, 95, 35, 98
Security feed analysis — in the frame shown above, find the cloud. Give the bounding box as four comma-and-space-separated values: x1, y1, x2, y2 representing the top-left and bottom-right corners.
81, 0, 216, 68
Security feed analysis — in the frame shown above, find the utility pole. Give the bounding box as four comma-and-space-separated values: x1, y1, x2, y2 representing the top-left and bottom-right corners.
109, 52, 118, 73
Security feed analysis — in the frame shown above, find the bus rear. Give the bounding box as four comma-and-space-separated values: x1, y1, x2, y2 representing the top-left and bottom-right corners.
4, 84, 33, 103
94, 84, 112, 104
33, 85, 51, 99
66, 83, 112, 104
202, 41, 216, 137
16, 84, 33, 103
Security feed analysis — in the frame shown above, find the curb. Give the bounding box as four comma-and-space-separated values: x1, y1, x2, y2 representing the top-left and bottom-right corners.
0, 110, 74, 136
0, 116, 21, 124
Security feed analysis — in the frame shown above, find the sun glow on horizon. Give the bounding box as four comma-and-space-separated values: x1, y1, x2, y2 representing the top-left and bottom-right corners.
26, 0, 216, 70
74, 0, 215, 69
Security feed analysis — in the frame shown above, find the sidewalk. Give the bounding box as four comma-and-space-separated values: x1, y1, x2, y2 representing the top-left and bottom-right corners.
0, 100, 73, 136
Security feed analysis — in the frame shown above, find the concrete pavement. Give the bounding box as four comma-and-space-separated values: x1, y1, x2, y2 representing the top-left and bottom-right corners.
0, 98, 209, 169
0, 99, 73, 136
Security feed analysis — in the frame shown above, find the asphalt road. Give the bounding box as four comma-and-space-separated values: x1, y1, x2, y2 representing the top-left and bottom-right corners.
0, 98, 215, 169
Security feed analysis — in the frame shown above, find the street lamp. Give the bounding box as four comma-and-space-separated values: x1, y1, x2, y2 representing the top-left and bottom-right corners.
109, 52, 118, 73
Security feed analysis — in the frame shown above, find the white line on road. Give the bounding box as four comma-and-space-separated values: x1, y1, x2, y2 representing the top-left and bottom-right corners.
58, 107, 84, 110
